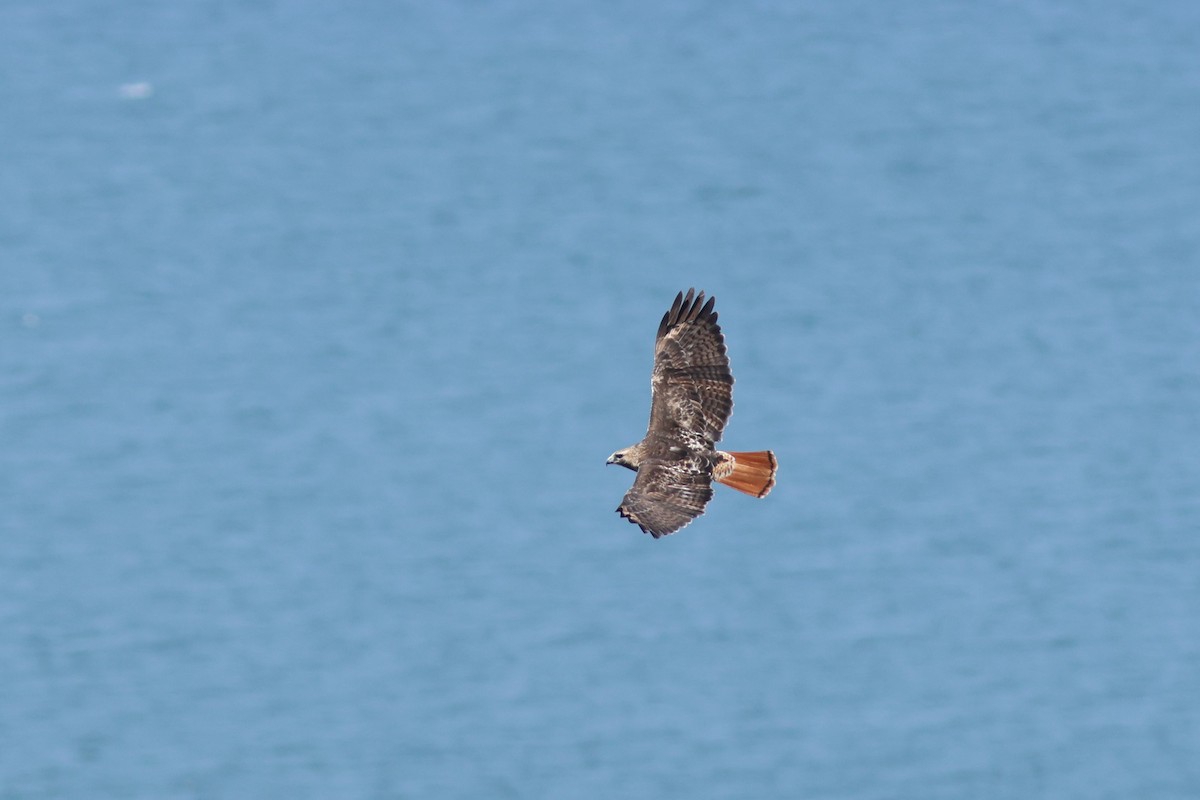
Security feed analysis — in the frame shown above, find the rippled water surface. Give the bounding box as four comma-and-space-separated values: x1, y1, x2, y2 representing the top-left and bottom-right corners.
3, 2, 1199, 797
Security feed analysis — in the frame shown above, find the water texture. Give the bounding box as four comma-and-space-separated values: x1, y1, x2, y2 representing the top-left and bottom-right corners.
2, 2, 1198, 798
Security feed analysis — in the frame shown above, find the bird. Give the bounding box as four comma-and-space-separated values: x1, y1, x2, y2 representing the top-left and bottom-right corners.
607, 288, 776, 537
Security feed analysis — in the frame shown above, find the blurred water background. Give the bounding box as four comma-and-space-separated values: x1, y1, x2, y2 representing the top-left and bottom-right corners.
2, 1, 1199, 797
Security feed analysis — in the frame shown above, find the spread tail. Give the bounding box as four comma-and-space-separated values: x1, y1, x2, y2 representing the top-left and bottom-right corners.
715, 451, 777, 498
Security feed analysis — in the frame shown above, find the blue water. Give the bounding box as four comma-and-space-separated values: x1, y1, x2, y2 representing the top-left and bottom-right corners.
3, 2, 1199, 797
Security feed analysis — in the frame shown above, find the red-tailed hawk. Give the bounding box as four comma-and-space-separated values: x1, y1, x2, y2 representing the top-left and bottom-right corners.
607, 288, 777, 537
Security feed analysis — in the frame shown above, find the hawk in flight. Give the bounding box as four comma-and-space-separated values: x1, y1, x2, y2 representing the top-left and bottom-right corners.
607, 288, 777, 537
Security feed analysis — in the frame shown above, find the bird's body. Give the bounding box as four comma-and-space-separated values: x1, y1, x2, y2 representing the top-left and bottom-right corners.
607, 289, 776, 537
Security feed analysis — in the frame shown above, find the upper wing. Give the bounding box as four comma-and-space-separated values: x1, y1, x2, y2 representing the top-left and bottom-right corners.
617, 458, 715, 538
647, 289, 734, 447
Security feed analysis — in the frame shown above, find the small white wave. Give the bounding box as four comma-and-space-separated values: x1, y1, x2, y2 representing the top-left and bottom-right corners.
119, 81, 154, 100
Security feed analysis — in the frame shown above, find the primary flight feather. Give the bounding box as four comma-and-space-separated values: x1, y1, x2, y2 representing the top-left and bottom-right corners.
607, 288, 777, 537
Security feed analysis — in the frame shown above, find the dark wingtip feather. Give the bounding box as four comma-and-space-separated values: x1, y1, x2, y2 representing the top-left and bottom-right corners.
671, 290, 686, 320
617, 506, 656, 536
660, 291, 685, 339
657, 288, 721, 340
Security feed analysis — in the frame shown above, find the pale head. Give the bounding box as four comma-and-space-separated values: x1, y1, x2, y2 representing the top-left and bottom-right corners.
606, 447, 640, 471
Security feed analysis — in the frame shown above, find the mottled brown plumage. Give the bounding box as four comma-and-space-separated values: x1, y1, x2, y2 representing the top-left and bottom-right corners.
607, 289, 777, 537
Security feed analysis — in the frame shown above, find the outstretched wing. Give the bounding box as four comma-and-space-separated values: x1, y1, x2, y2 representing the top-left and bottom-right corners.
617, 458, 714, 538
647, 289, 734, 448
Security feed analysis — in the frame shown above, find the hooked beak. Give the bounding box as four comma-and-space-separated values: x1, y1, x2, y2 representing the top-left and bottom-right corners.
606, 455, 617, 465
